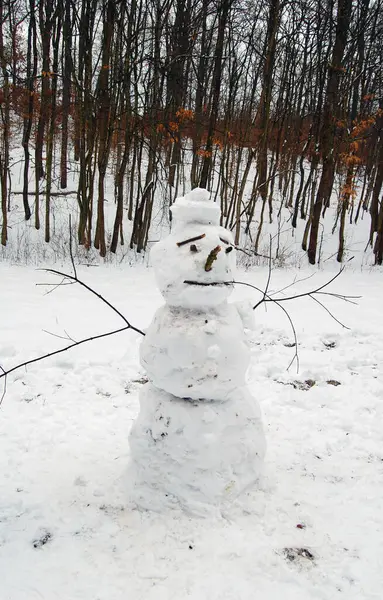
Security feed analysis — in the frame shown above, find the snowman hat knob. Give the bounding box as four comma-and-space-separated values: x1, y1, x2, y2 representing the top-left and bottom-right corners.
170, 188, 221, 226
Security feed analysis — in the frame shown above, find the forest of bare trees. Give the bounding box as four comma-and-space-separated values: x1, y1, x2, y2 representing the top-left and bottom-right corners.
0, 0, 382, 263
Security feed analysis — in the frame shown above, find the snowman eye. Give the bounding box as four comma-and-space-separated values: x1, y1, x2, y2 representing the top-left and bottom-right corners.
190, 244, 198, 252
219, 237, 234, 253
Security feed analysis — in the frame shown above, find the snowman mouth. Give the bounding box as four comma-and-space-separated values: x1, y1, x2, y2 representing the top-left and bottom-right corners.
183, 280, 234, 287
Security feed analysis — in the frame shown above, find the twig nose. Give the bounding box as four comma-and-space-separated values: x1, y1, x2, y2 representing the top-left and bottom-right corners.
205, 246, 221, 271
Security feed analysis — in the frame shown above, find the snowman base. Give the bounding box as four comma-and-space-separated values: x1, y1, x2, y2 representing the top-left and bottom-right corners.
128, 383, 266, 516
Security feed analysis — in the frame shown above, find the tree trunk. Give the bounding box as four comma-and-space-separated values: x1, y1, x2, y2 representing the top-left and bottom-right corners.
0, 0, 10, 245
199, 0, 232, 188
307, 0, 352, 264
60, 0, 72, 189
255, 0, 280, 204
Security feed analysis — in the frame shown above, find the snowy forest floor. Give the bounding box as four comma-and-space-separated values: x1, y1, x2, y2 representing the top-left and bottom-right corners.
0, 262, 382, 600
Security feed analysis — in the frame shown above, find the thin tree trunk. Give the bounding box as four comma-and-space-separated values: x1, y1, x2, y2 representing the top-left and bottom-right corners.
255, 0, 280, 204
199, 0, 232, 188
60, 0, 72, 189
21, 0, 37, 222
35, 0, 53, 231
307, 0, 352, 264
45, 15, 60, 243
0, 0, 10, 245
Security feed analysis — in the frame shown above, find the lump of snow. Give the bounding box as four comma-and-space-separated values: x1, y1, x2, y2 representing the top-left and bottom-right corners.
170, 188, 221, 228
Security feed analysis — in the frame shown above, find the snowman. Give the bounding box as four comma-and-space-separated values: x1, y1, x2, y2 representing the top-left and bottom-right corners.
128, 188, 265, 515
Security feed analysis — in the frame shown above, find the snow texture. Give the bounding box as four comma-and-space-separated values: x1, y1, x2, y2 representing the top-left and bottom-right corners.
129, 188, 266, 513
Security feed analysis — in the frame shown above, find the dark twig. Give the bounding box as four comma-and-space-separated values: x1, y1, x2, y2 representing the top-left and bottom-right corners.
184, 280, 233, 286
308, 294, 350, 330
41, 276, 75, 296
36, 281, 74, 287
253, 250, 273, 261
233, 281, 299, 373
233, 280, 264, 294
233, 263, 357, 370
177, 233, 205, 247
42, 328, 77, 342
276, 301, 299, 371
232, 279, 300, 371
235, 275, 356, 340
0, 326, 131, 387
315, 291, 359, 304
251, 263, 359, 309
39, 269, 145, 336
0, 365, 7, 406
271, 272, 316, 297
253, 236, 273, 310
266, 272, 361, 305
266, 265, 347, 304
0, 271, 145, 402
233, 243, 272, 260
264, 236, 273, 302
219, 237, 262, 259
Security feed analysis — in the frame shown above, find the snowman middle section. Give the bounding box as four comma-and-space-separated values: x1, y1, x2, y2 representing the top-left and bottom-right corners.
140, 301, 249, 401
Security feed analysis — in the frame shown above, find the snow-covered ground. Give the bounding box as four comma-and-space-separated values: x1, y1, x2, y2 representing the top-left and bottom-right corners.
1, 259, 382, 599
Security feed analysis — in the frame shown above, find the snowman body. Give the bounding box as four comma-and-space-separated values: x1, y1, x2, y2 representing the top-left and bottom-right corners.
128, 189, 265, 514
140, 302, 249, 401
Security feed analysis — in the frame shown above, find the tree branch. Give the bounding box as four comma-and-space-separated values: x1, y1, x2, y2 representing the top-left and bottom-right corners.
0, 325, 131, 406
232, 279, 300, 372
38, 268, 145, 336
0, 269, 145, 404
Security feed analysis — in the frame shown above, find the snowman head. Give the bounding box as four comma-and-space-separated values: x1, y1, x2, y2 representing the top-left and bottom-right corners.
151, 188, 236, 308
